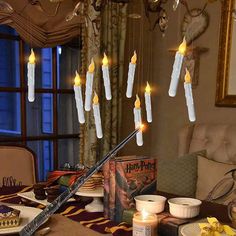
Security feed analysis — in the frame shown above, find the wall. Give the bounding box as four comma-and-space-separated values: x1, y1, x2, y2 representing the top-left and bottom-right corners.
120, 0, 236, 159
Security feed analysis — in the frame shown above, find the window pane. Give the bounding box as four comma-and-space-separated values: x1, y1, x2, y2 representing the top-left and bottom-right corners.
27, 140, 53, 181
58, 94, 79, 135
0, 39, 20, 87
24, 47, 53, 89
27, 93, 53, 136
0, 25, 18, 35
57, 45, 80, 89
0, 92, 21, 136
58, 139, 79, 169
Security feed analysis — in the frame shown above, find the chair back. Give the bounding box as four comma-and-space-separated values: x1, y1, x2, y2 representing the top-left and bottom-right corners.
0, 145, 37, 186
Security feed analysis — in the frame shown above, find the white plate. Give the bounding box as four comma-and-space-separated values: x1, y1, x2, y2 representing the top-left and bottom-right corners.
17, 191, 50, 206
0, 205, 44, 235
181, 222, 236, 236
17, 191, 76, 206
75, 187, 104, 197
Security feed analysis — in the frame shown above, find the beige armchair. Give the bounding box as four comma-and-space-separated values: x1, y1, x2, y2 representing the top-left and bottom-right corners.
178, 124, 236, 163
0, 145, 37, 187
178, 124, 236, 203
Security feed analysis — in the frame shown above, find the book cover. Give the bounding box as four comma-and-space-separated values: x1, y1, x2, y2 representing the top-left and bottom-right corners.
108, 156, 140, 220
108, 158, 116, 220
102, 161, 110, 218
114, 156, 157, 222
157, 212, 190, 236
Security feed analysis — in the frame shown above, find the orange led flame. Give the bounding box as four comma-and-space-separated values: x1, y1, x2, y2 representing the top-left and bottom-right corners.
184, 68, 191, 83
74, 71, 81, 86
131, 51, 137, 64
88, 58, 95, 73
102, 53, 108, 66
93, 92, 99, 105
145, 82, 151, 94
139, 123, 145, 131
135, 94, 141, 109
29, 49, 35, 64
178, 37, 186, 55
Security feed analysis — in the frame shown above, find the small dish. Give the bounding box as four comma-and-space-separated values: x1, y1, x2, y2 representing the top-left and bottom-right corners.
168, 197, 202, 219
134, 195, 167, 214
181, 222, 236, 236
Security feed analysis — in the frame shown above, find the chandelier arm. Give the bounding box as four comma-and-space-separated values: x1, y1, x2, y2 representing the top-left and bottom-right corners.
180, 0, 208, 17
91, 0, 107, 11
29, 0, 61, 17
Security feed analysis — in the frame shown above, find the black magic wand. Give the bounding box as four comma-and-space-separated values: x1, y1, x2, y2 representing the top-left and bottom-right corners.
20, 125, 144, 236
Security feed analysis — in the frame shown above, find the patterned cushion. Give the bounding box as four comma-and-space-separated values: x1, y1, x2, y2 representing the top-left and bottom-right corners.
157, 150, 206, 197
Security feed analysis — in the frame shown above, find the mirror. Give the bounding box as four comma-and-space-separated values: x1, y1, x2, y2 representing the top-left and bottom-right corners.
215, 0, 236, 107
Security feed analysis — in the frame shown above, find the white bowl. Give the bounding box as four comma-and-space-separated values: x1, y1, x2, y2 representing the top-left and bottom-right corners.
134, 195, 167, 214
168, 197, 202, 219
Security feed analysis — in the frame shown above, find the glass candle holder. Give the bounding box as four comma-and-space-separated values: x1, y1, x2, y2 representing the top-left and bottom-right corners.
133, 211, 158, 236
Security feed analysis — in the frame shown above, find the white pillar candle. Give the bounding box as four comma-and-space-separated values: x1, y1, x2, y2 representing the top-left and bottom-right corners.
74, 71, 85, 124
184, 69, 196, 122
133, 95, 143, 146
93, 92, 103, 139
145, 82, 152, 123
85, 58, 95, 111
126, 51, 137, 98
133, 211, 158, 236
169, 38, 187, 97
27, 49, 36, 102
102, 53, 112, 100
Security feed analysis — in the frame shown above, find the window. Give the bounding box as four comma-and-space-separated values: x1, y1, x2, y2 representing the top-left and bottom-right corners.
0, 25, 81, 180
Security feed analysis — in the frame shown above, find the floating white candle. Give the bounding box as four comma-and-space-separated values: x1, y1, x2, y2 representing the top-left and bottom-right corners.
184, 69, 196, 122
169, 38, 187, 97
145, 82, 152, 123
102, 53, 112, 100
85, 58, 95, 111
133, 94, 143, 146
74, 71, 85, 124
93, 92, 103, 139
27, 49, 35, 102
126, 51, 137, 98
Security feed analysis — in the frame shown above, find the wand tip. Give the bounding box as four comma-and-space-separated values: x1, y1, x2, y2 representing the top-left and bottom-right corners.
139, 123, 145, 131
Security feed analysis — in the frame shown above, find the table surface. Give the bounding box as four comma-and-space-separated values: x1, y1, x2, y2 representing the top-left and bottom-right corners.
0, 186, 132, 236
0, 187, 231, 236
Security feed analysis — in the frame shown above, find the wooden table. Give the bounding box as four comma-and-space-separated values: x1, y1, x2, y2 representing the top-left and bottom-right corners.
0, 187, 231, 236
0, 186, 132, 236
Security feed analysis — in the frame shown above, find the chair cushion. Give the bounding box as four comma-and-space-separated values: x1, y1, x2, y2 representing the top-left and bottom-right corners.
196, 155, 236, 204
157, 150, 206, 197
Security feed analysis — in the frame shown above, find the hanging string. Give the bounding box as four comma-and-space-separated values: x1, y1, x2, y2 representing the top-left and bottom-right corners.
140, 0, 144, 99
135, 0, 142, 97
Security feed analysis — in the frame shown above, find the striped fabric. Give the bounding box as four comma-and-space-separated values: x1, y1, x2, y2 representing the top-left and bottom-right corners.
0, 186, 132, 236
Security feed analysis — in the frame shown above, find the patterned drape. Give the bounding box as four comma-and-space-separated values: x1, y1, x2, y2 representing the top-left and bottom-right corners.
100, 3, 128, 157
79, 1, 127, 167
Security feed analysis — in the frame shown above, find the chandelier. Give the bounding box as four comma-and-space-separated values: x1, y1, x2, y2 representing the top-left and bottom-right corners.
64, 0, 219, 33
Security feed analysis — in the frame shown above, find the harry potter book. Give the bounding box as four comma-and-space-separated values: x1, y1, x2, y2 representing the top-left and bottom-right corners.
104, 156, 157, 222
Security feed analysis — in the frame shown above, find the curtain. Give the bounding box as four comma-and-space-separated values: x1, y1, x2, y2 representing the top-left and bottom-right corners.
0, 0, 83, 47
100, 3, 127, 157
79, 0, 127, 167
79, 0, 101, 167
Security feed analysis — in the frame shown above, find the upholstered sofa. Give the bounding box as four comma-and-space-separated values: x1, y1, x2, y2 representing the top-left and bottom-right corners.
157, 124, 236, 204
